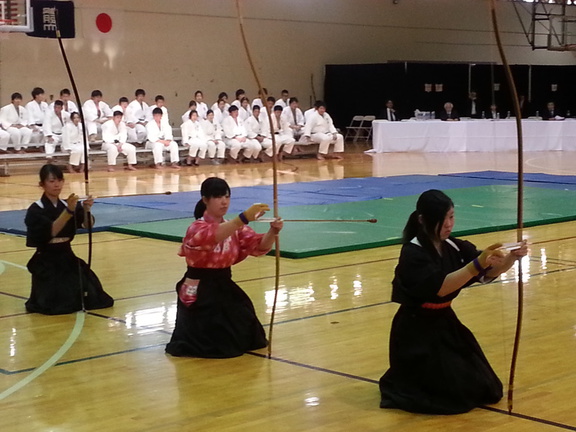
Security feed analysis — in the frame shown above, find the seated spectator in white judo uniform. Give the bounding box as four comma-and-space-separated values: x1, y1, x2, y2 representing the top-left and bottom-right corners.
281, 97, 305, 141
201, 109, 226, 165
211, 92, 230, 114
245, 105, 273, 160
302, 101, 344, 160
181, 110, 209, 166
82, 90, 112, 141
43, 100, 70, 159
238, 97, 251, 122
101, 111, 138, 172
221, 105, 260, 163
231, 88, 246, 109
125, 89, 149, 144
181, 100, 198, 125
0, 124, 10, 154
61, 112, 87, 173
194, 90, 209, 120
145, 107, 180, 169
213, 98, 229, 125
258, 96, 276, 122
304, 103, 319, 124
271, 105, 296, 159
50, 88, 78, 114
111, 97, 129, 117
0, 92, 33, 153
25, 87, 49, 145
251, 87, 267, 111
274, 90, 290, 109
147, 95, 170, 124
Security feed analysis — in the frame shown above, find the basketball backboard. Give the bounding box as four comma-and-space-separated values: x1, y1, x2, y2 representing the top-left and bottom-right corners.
0, 0, 32, 32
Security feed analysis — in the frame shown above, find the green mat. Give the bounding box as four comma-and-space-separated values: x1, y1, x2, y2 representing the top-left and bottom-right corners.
110, 186, 576, 258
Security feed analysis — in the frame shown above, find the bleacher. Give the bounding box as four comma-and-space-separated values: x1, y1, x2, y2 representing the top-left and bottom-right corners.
0, 127, 187, 176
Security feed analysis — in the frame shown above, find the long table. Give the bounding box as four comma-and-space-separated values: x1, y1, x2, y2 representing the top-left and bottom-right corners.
372, 119, 576, 152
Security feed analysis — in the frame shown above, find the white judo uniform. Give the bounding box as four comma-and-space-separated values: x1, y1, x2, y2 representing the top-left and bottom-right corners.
146, 119, 179, 165
43, 109, 70, 155
61, 122, 86, 166
303, 111, 344, 155
101, 119, 137, 166
0, 103, 32, 150
181, 119, 209, 159
221, 116, 260, 160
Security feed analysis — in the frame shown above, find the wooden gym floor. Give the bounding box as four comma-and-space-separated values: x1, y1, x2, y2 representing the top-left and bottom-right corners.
1, 146, 576, 431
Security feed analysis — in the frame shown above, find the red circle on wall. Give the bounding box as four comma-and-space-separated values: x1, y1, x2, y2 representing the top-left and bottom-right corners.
95, 13, 112, 33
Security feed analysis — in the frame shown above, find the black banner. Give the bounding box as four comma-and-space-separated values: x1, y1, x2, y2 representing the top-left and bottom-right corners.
27, 0, 75, 38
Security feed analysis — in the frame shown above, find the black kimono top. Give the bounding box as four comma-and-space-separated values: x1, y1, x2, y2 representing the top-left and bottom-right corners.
25, 194, 86, 248
391, 236, 481, 307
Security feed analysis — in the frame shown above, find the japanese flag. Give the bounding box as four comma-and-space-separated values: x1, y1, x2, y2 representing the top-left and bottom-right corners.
81, 8, 124, 40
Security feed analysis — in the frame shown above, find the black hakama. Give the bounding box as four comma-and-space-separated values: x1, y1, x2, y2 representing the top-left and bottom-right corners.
379, 236, 503, 414
165, 267, 267, 358
24, 195, 114, 315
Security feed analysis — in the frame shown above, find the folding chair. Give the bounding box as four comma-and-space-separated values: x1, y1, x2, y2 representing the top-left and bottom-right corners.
356, 115, 375, 142
344, 115, 365, 141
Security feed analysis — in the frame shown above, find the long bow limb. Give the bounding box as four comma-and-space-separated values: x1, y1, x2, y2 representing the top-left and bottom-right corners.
235, 0, 281, 358
55, 12, 93, 310
489, 0, 524, 414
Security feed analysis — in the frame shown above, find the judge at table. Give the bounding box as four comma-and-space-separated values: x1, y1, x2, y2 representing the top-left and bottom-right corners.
439, 102, 460, 121
488, 104, 500, 120
465, 91, 482, 119
380, 100, 400, 121
541, 102, 563, 120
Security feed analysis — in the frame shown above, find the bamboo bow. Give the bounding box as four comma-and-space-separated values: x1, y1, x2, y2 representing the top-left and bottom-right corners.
489, 0, 525, 414
55, 11, 93, 310
235, 0, 281, 358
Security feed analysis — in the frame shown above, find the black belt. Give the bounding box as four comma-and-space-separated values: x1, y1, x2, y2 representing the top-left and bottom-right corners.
186, 266, 232, 280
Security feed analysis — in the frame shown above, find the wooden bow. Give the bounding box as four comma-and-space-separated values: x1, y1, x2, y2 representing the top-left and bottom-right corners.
235, 0, 281, 358
55, 11, 93, 310
489, 0, 525, 413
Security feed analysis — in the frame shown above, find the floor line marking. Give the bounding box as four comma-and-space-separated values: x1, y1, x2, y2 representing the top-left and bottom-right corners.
247, 352, 576, 431
0, 312, 85, 400
0, 259, 27, 270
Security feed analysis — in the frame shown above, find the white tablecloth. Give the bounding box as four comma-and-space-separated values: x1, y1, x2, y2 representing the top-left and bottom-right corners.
372, 119, 576, 152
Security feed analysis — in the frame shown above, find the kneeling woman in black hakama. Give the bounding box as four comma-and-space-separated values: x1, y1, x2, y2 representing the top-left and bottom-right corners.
165, 177, 283, 358
379, 189, 528, 414
25, 164, 114, 315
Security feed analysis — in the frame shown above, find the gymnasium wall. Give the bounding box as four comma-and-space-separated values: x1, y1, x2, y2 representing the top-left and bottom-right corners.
0, 0, 574, 125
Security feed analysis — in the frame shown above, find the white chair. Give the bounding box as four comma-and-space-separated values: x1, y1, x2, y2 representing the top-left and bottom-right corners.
344, 115, 365, 141
356, 115, 375, 142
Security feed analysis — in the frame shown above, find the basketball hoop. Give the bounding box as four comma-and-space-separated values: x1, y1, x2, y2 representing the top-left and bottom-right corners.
0, 18, 17, 39
0, 0, 32, 33
0, 18, 18, 28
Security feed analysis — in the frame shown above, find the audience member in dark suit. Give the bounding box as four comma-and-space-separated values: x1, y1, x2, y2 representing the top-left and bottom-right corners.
439, 102, 460, 121
379, 100, 400, 121
541, 101, 563, 120
488, 104, 500, 120
465, 92, 482, 119
518, 95, 532, 118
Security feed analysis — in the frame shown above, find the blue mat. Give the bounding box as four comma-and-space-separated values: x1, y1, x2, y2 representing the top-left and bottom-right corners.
1, 173, 573, 236
441, 171, 576, 185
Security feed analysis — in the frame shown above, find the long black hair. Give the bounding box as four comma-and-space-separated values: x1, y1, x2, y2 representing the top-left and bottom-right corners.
39, 164, 64, 184
193, 177, 231, 219
402, 189, 454, 252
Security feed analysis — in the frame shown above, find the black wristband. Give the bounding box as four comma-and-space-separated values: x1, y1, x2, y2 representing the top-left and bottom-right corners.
238, 212, 249, 224
65, 207, 74, 215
